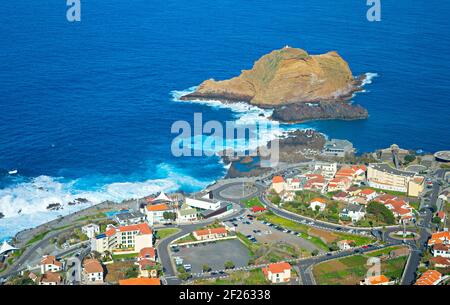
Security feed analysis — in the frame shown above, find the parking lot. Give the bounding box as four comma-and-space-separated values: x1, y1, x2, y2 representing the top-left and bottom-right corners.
172, 239, 251, 274
224, 213, 323, 253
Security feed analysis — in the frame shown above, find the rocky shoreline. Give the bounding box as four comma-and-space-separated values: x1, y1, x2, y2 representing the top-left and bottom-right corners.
221, 129, 326, 178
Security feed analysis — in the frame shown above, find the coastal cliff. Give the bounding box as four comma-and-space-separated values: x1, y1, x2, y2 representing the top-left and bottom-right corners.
181, 47, 368, 122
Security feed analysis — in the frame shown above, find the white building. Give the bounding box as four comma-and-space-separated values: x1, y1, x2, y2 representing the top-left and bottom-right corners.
262, 262, 292, 284
40, 255, 63, 273
314, 162, 338, 179
186, 196, 221, 211
146, 203, 175, 226
340, 204, 366, 222
177, 202, 198, 223
309, 198, 327, 212
91, 223, 153, 254
82, 224, 100, 239
82, 259, 104, 284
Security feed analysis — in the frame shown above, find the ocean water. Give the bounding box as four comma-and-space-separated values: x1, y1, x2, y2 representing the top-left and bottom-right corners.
0, 0, 449, 240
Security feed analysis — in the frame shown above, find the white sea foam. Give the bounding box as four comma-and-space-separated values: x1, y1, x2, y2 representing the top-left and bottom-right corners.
0, 163, 211, 240
362, 72, 379, 86
171, 87, 292, 154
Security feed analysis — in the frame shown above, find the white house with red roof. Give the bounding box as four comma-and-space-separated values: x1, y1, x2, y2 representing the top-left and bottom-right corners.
38, 271, 62, 285
360, 275, 394, 285
327, 177, 351, 192
428, 231, 450, 246
385, 199, 414, 223
138, 247, 156, 261
303, 174, 326, 192
262, 262, 291, 284
271, 176, 285, 194
309, 198, 327, 212
358, 189, 378, 201
432, 243, 450, 258
91, 223, 153, 254
337, 240, 355, 250
146, 203, 175, 225
285, 177, 301, 191
40, 255, 63, 274
415, 270, 442, 285
82, 259, 104, 284
193, 227, 228, 241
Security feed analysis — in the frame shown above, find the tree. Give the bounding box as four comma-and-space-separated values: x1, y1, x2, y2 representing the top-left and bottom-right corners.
125, 266, 139, 279
224, 261, 235, 269
404, 154, 416, 164
163, 212, 177, 221
367, 201, 396, 225
432, 217, 442, 224
271, 195, 281, 205
202, 264, 211, 273
311, 249, 319, 256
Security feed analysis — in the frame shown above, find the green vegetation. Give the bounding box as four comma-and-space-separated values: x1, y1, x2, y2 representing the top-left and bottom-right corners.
163, 211, 177, 221
112, 252, 138, 261
224, 261, 235, 269
174, 233, 197, 244
193, 269, 269, 285
26, 231, 50, 246
76, 212, 105, 222
313, 247, 409, 285
236, 232, 259, 256
124, 265, 139, 278
257, 212, 374, 250
243, 197, 265, 209
366, 187, 407, 197
367, 201, 396, 225
155, 228, 180, 240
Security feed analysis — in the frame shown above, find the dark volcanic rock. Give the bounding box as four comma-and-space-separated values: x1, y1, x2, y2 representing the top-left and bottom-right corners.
271, 101, 368, 123
46, 203, 62, 211
0, 212, 4, 219
224, 129, 326, 178
68, 198, 89, 206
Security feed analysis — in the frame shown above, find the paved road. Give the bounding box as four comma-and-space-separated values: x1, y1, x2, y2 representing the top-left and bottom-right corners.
157, 205, 246, 285
0, 224, 88, 280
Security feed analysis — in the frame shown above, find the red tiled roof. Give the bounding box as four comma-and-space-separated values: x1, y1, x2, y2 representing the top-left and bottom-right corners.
367, 275, 390, 285
433, 243, 450, 252
194, 227, 227, 236
437, 211, 445, 219
272, 176, 284, 183
138, 259, 156, 270
146, 203, 171, 212
118, 223, 152, 235
415, 270, 442, 285
430, 256, 450, 266
119, 278, 161, 285
83, 259, 103, 273
310, 197, 326, 204
360, 189, 376, 195
41, 255, 62, 267
264, 262, 291, 274
428, 231, 450, 245
40, 271, 61, 283
139, 247, 156, 260
251, 206, 266, 213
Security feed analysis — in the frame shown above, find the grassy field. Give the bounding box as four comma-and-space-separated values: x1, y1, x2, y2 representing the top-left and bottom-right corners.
193, 269, 269, 285
257, 213, 374, 250
174, 233, 197, 244
111, 252, 138, 261
156, 228, 180, 240
313, 246, 409, 285
243, 197, 265, 209
105, 261, 135, 283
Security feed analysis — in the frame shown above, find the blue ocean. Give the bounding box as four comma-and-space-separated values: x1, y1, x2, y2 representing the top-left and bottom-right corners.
0, 0, 449, 240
